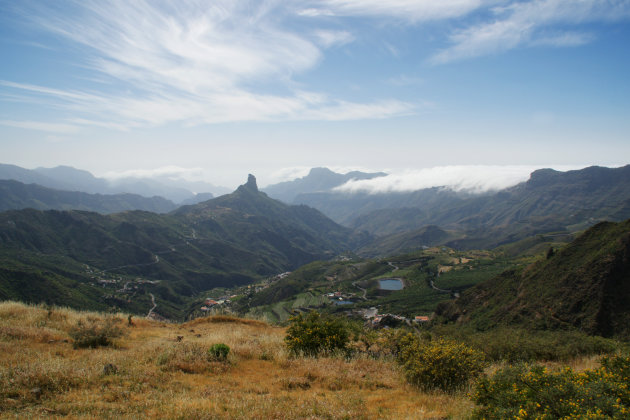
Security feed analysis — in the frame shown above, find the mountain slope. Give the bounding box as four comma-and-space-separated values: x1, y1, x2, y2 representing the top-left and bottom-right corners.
435, 219, 630, 338
297, 166, 630, 237
0, 179, 177, 214
357, 225, 455, 257
263, 167, 387, 203
294, 165, 630, 252
0, 175, 359, 317
174, 175, 368, 267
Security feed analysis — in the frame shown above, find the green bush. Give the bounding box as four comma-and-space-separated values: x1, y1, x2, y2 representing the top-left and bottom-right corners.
284, 311, 349, 357
208, 343, 230, 361
467, 328, 619, 362
433, 326, 620, 362
68, 316, 124, 349
397, 334, 486, 392
471, 354, 630, 419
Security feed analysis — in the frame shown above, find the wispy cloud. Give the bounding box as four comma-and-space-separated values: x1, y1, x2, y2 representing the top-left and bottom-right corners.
334, 165, 586, 194
0, 119, 80, 134
314, 30, 355, 48
4, 0, 629, 131
531, 31, 595, 47
310, 0, 486, 22
3, 1, 413, 129
430, 0, 630, 64
300, 1, 630, 64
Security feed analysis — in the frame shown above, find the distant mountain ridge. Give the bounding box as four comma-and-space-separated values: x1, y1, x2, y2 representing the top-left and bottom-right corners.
263, 167, 387, 203
0, 179, 177, 214
0, 163, 227, 203
292, 165, 630, 251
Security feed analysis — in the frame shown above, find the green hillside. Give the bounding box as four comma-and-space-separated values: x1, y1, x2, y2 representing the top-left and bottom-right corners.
436, 219, 630, 339
0, 175, 359, 319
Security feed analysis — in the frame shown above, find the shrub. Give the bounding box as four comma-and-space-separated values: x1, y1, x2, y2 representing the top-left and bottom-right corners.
398, 334, 485, 392
208, 343, 230, 361
471, 354, 630, 419
284, 311, 349, 357
467, 328, 619, 362
68, 316, 124, 349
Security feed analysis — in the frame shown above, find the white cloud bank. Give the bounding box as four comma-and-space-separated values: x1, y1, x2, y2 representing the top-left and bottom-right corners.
334, 165, 586, 194
102, 166, 206, 181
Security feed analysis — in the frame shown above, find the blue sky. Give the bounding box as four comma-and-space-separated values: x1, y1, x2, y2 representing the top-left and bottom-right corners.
1, 0, 629, 189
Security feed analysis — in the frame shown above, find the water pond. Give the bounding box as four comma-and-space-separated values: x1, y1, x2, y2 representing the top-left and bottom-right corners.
378, 278, 404, 291
333, 300, 354, 305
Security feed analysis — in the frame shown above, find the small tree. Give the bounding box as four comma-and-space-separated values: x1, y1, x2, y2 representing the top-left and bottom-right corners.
284, 311, 349, 357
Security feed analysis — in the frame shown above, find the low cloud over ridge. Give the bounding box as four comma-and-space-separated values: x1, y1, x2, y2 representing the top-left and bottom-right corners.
334, 165, 583, 194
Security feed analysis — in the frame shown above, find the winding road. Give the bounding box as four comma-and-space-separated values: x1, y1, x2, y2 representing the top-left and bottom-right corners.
146, 293, 157, 319
352, 281, 368, 300
429, 272, 459, 297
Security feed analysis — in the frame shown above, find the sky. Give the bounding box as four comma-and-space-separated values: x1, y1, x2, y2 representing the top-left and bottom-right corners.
1, 0, 629, 190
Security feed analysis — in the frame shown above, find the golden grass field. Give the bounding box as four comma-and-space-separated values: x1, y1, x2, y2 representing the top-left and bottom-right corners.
0, 301, 476, 419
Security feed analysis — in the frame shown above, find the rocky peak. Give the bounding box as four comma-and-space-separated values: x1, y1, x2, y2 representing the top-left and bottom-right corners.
244, 174, 258, 192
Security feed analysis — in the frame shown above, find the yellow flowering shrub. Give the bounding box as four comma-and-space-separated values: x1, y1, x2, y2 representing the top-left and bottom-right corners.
397, 334, 486, 392
284, 311, 349, 357
471, 354, 630, 419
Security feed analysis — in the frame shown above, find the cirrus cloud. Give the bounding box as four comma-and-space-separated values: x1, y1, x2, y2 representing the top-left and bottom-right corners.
2, 0, 414, 130
430, 0, 630, 64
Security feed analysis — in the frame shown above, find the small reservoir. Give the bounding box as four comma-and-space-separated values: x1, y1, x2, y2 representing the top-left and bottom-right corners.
378, 278, 404, 291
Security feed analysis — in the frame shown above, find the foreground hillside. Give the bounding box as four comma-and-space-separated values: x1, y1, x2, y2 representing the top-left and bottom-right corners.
0, 302, 472, 419
436, 219, 630, 338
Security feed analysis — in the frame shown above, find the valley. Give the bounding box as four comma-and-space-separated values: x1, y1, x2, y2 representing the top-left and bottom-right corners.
1, 165, 630, 418
1, 165, 628, 327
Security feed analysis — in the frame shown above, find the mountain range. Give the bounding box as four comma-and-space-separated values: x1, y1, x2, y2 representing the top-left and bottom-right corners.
0, 163, 228, 204
0, 175, 363, 318
295, 165, 630, 232
2, 163, 630, 324
0, 179, 177, 214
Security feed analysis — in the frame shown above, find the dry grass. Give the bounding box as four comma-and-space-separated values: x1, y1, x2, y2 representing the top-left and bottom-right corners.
0, 301, 476, 419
